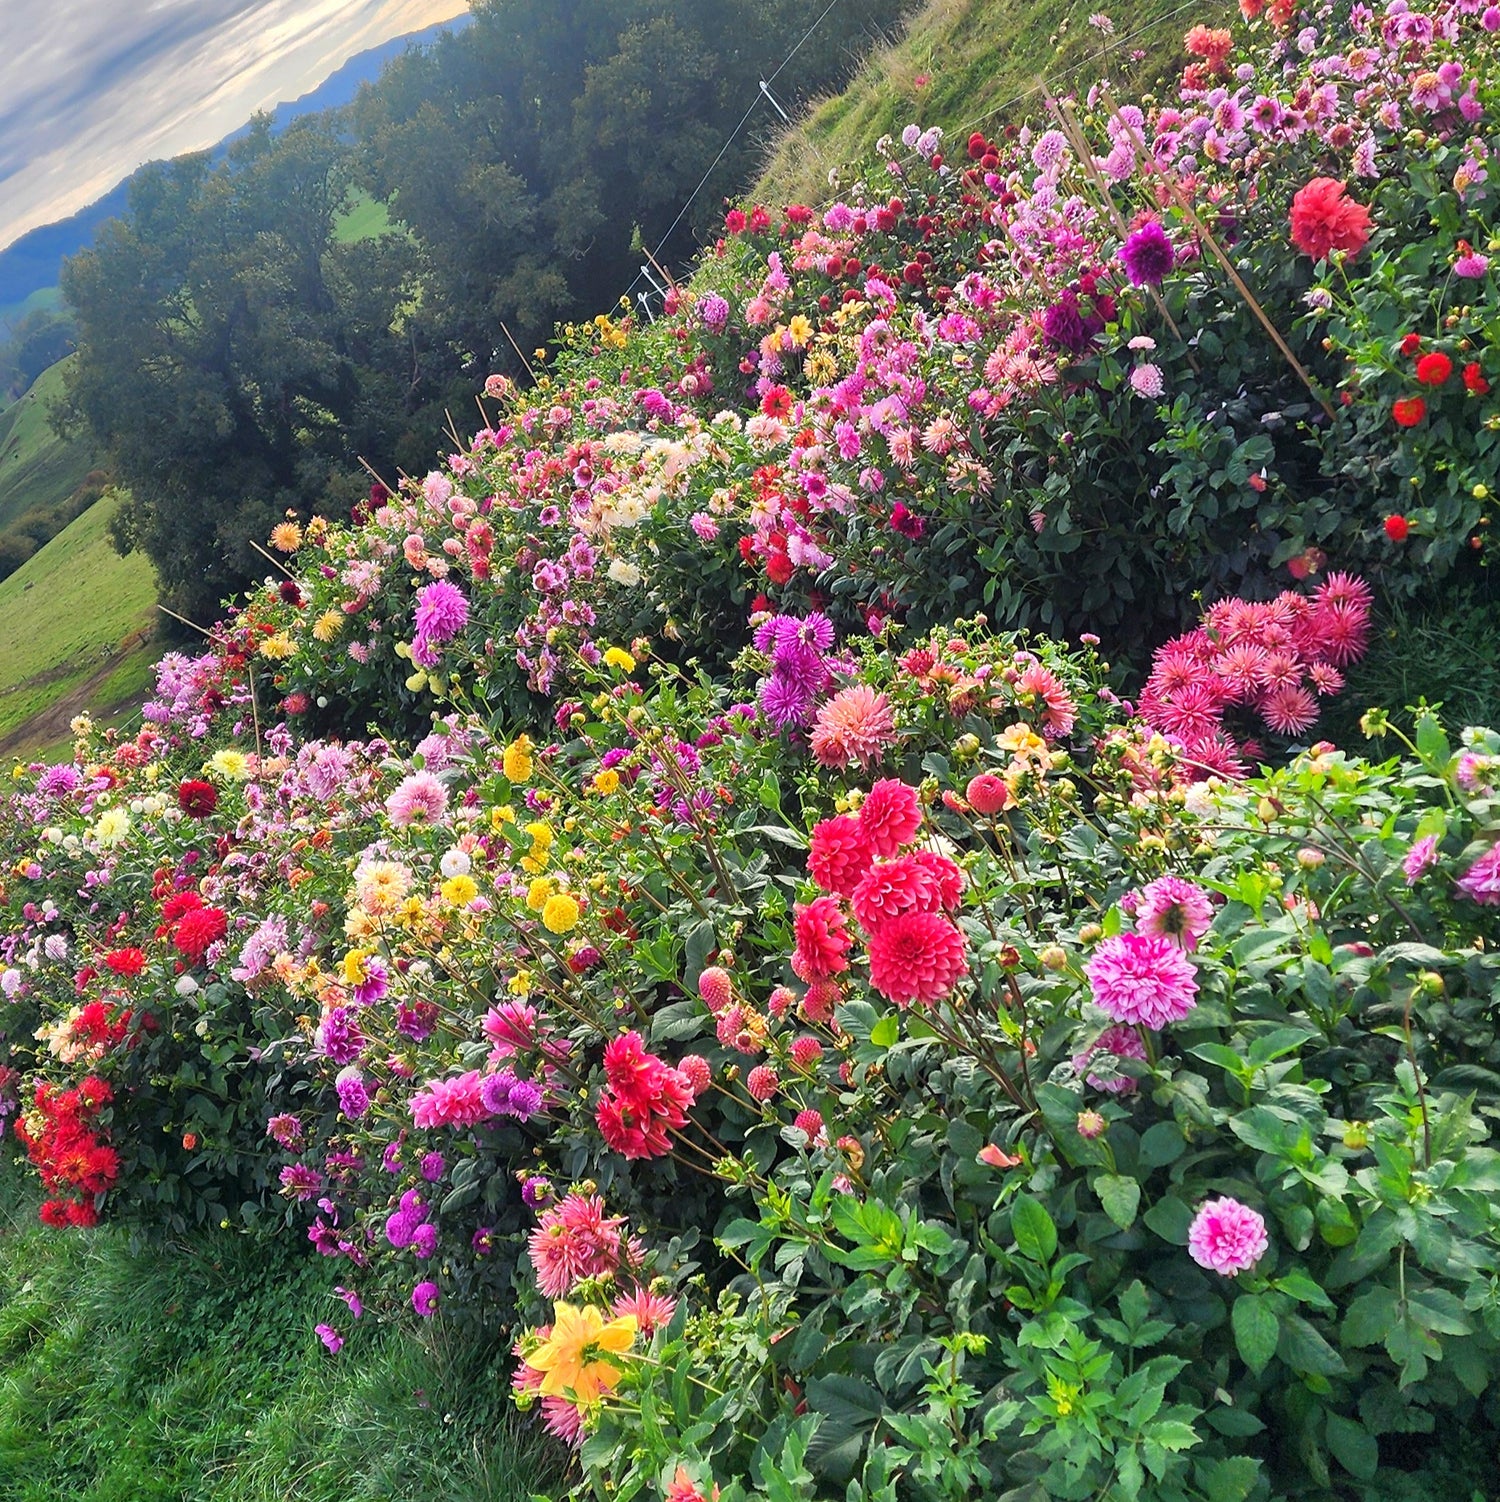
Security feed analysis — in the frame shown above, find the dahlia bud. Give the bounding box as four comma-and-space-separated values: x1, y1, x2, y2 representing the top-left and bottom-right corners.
1076, 1109, 1107, 1140
1342, 1121, 1369, 1151
1079, 923, 1103, 944
1297, 847, 1325, 869
1417, 970, 1445, 997
1038, 945, 1068, 971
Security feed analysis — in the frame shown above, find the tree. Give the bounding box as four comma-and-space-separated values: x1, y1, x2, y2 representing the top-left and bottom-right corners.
59, 118, 435, 624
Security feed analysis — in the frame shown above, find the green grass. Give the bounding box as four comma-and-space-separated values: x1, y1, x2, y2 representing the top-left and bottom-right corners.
0, 356, 98, 536
0, 1164, 554, 1501
754, 0, 1217, 208
335, 190, 398, 245
0, 487, 158, 753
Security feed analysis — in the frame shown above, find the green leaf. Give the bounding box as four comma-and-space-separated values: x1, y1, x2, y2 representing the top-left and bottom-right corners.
1095, 1174, 1142, 1231
870, 1014, 899, 1048
1325, 1414, 1379, 1481
1232, 1294, 1280, 1376
1010, 1194, 1057, 1265
1143, 1195, 1194, 1246
1138, 1121, 1186, 1168
1278, 1313, 1346, 1376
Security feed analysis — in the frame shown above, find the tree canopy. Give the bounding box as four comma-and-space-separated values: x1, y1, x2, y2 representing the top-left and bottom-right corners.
59, 0, 914, 623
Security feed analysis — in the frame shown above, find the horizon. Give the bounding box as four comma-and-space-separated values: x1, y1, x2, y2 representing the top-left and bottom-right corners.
0, 0, 470, 256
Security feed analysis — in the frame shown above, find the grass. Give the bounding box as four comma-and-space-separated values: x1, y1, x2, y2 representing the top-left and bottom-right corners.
0, 1163, 554, 1501
0, 487, 158, 754
0, 287, 63, 342
754, 0, 1218, 208
335, 190, 398, 245
0, 356, 98, 536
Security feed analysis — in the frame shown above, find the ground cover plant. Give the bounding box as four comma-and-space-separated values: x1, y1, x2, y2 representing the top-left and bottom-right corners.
4, 1, 1500, 1499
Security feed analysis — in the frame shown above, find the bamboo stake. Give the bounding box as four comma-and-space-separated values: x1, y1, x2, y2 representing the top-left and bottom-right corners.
1097, 85, 1336, 421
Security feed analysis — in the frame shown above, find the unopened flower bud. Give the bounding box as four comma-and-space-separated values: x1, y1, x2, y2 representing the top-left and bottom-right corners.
1076, 1109, 1106, 1140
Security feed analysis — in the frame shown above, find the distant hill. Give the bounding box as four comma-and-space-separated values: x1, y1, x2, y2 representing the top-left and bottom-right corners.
0, 12, 472, 318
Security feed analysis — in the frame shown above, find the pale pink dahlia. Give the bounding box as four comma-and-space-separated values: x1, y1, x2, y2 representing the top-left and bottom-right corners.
1457, 844, 1500, 905
859, 779, 924, 857
1085, 933, 1199, 1028
1132, 876, 1215, 951
1187, 1196, 1269, 1276
867, 910, 969, 1007
810, 685, 897, 769
385, 770, 450, 827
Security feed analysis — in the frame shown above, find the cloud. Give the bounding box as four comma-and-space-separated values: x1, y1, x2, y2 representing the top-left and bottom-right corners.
0, 0, 470, 252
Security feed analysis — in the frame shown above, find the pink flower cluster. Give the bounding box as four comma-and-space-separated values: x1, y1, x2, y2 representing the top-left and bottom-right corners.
1139, 575, 1372, 776
804, 779, 968, 1008
594, 1030, 697, 1160
527, 1190, 625, 1298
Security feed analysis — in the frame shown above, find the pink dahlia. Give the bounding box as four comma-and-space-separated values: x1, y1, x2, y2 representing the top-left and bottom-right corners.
859, 779, 924, 857
385, 770, 449, 827
808, 814, 874, 897
1085, 933, 1199, 1028
410, 1070, 491, 1129
1073, 1023, 1149, 1093
791, 896, 853, 981
1403, 834, 1440, 886
867, 910, 969, 1007
1187, 1196, 1269, 1276
851, 855, 947, 932
810, 685, 898, 769
1457, 844, 1500, 905
1015, 661, 1077, 738
1132, 876, 1215, 952
1258, 683, 1320, 737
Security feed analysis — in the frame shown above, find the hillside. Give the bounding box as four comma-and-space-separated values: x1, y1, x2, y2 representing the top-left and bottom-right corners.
0, 486, 157, 758
0, 357, 98, 537
755, 0, 1213, 206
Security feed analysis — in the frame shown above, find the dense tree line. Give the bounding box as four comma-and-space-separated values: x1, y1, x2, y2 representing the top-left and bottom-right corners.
58, 0, 912, 625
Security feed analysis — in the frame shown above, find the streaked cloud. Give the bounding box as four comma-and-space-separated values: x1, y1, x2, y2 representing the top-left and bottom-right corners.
0, 0, 470, 251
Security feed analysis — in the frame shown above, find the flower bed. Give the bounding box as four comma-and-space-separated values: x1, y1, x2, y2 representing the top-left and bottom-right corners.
4, 2, 1500, 1497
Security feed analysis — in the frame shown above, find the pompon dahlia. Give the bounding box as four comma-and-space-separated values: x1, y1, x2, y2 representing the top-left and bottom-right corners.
867, 910, 969, 1007
1132, 876, 1215, 951
808, 814, 874, 897
791, 896, 852, 981
1187, 1196, 1269, 1276
1085, 933, 1198, 1028
1457, 844, 1500, 905
859, 779, 923, 857
810, 685, 897, 769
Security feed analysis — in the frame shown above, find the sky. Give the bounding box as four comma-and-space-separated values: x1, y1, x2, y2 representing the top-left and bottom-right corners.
0, 0, 471, 253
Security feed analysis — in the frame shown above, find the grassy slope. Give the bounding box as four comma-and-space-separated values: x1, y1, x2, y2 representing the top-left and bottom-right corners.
0, 488, 157, 755
0, 356, 96, 536
755, 0, 1208, 207
0, 1166, 552, 1502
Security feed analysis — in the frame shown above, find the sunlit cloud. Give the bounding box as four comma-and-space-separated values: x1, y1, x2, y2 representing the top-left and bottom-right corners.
0, 0, 470, 252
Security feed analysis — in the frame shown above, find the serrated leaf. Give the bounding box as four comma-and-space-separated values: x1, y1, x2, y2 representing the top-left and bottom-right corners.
1232, 1294, 1279, 1375
1094, 1173, 1141, 1231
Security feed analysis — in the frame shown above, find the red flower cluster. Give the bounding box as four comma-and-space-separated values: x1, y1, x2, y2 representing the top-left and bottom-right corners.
595, 1031, 697, 1160
14, 1077, 119, 1228
156, 890, 228, 963
806, 779, 969, 1008
1289, 178, 1372, 261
